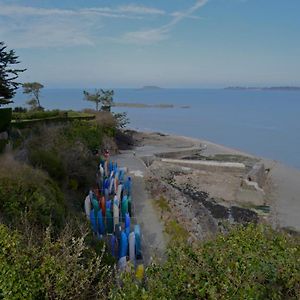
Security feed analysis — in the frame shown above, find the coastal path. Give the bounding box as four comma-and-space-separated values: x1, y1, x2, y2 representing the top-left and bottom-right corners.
112, 150, 167, 264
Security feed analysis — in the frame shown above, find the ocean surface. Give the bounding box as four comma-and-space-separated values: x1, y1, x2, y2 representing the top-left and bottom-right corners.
13, 88, 300, 169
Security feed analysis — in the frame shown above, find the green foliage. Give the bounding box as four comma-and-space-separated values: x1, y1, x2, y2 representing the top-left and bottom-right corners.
83, 89, 114, 111
155, 196, 171, 213
0, 223, 112, 300
0, 156, 65, 230
165, 220, 189, 244
0, 41, 26, 106
23, 82, 44, 109
12, 109, 61, 120
83, 89, 102, 111
29, 149, 66, 181
100, 89, 114, 111
63, 119, 105, 151
24, 120, 113, 210
0, 224, 44, 299
113, 224, 300, 300
113, 112, 129, 128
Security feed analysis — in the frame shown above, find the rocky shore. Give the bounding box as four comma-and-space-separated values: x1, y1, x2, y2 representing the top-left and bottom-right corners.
117, 130, 300, 241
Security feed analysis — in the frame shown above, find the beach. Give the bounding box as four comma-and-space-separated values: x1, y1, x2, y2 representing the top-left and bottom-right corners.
116, 130, 300, 238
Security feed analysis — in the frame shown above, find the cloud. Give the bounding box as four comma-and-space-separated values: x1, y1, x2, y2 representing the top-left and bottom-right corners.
0, 3, 166, 48
0, 5, 75, 17
121, 0, 209, 44
0, 5, 99, 48
118, 5, 165, 15
0, 4, 165, 18
170, 12, 203, 20
5, 19, 95, 48
0, 1, 207, 48
123, 29, 168, 44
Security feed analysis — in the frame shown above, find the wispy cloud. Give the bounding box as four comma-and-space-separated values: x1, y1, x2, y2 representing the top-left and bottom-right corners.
118, 5, 165, 15
0, 3, 166, 48
0, 17, 96, 48
121, 0, 209, 44
0, 4, 165, 18
0, 1, 207, 48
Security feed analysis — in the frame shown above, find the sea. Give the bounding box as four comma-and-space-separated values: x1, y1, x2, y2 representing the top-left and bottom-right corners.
13, 88, 300, 169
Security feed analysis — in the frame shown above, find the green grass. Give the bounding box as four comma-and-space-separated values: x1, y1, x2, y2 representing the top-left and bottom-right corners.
154, 196, 171, 213
165, 219, 189, 243
11, 110, 95, 128
12, 110, 94, 121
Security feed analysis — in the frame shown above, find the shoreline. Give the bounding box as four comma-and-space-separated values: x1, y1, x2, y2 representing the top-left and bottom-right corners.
123, 129, 300, 233
128, 126, 298, 168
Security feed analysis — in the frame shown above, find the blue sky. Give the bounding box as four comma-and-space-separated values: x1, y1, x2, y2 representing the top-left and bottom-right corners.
0, 0, 299, 88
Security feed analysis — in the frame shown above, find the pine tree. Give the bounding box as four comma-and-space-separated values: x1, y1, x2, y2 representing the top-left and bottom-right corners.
0, 41, 25, 106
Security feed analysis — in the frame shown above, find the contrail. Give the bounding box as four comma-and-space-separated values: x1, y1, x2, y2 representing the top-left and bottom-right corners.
123, 0, 209, 43
163, 0, 208, 31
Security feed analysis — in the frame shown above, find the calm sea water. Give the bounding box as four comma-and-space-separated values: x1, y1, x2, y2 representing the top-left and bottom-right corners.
13, 88, 300, 169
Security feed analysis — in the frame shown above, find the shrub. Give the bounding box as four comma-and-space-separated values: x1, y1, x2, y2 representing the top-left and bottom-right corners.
112, 224, 300, 299
0, 156, 65, 230
62, 119, 105, 151
29, 149, 66, 181
24, 123, 102, 211
113, 112, 129, 129
0, 224, 44, 299
12, 110, 61, 121
0, 223, 112, 300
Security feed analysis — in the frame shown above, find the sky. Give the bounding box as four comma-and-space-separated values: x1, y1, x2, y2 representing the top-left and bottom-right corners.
0, 0, 300, 88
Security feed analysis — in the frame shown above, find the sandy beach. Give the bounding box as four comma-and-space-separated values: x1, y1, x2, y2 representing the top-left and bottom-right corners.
120, 130, 300, 234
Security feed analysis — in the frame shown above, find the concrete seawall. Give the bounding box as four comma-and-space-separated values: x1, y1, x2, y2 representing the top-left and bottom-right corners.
161, 158, 246, 173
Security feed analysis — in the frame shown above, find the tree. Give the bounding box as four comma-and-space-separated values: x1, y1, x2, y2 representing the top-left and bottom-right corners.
23, 82, 44, 110
83, 90, 102, 111
100, 89, 114, 111
83, 89, 114, 111
0, 41, 26, 106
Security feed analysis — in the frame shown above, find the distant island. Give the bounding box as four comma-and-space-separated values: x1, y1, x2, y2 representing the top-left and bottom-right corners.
225, 86, 300, 91
139, 86, 163, 90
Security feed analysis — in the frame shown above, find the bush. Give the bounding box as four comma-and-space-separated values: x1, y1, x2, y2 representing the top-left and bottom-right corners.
112, 224, 300, 299
0, 224, 44, 299
29, 149, 66, 181
62, 119, 105, 151
113, 112, 129, 129
24, 122, 103, 211
0, 156, 65, 230
12, 110, 62, 120
0, 223, 112, 300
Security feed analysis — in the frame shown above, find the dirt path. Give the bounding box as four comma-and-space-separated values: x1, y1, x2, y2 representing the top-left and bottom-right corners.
112, 150, 167, 264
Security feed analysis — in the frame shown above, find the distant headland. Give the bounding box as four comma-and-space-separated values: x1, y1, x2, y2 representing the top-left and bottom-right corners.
225, 86, 300, 91
139, 86, 163, 90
